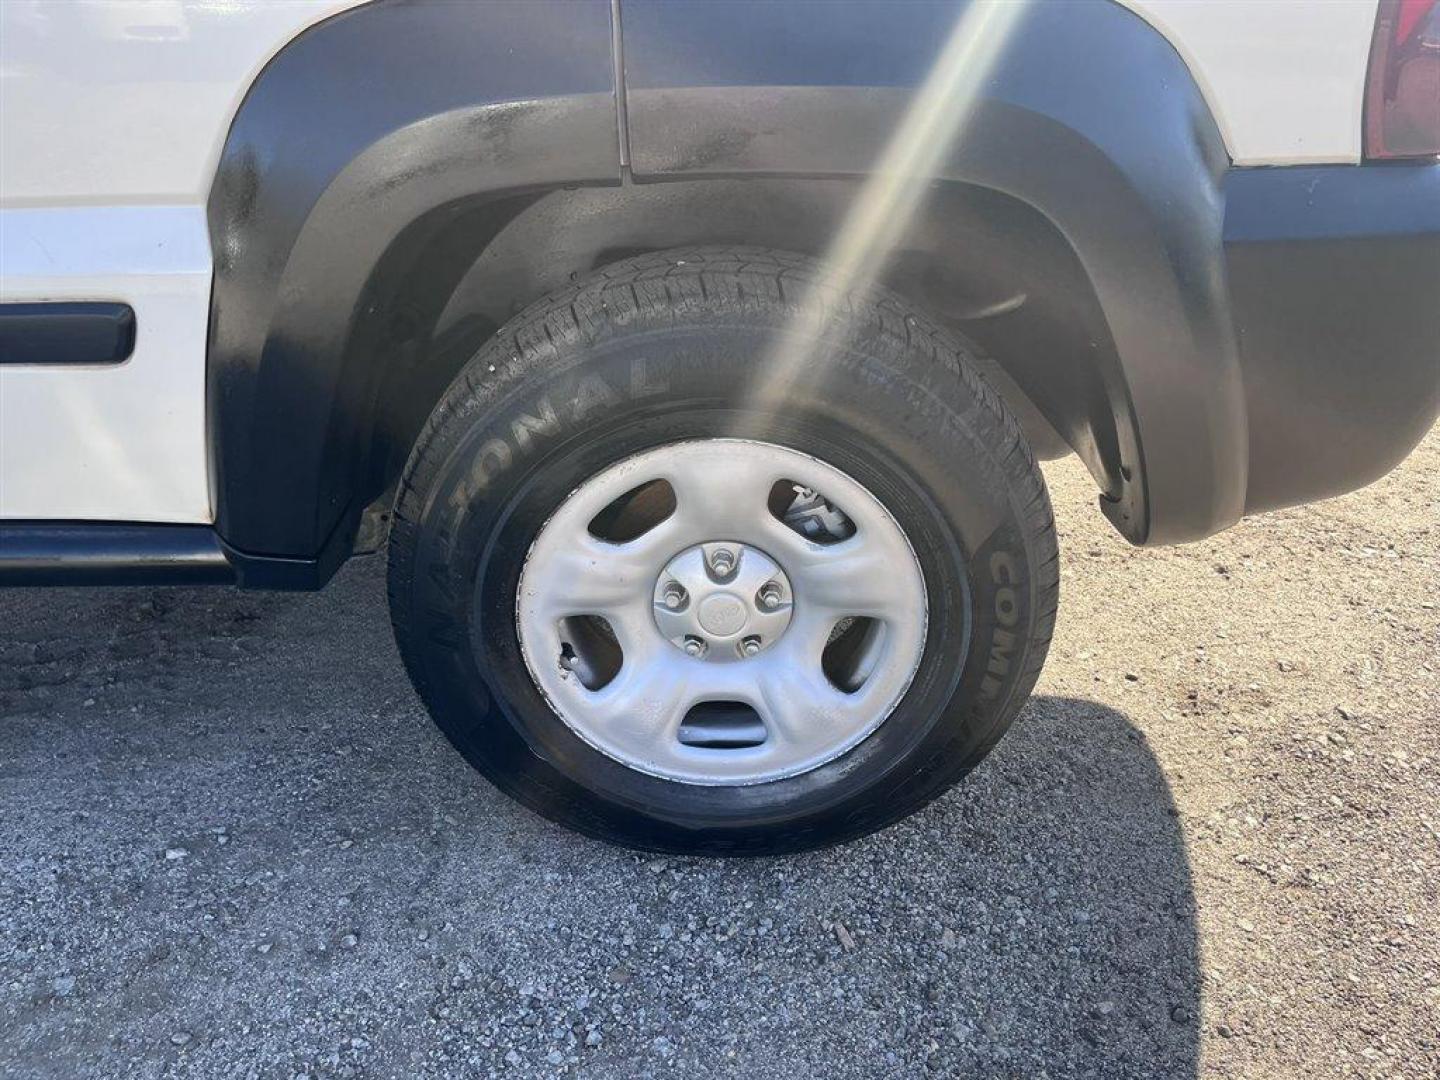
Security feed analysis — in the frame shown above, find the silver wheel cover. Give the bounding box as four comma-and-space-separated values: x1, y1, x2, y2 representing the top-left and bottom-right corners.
515, 439, 928, 785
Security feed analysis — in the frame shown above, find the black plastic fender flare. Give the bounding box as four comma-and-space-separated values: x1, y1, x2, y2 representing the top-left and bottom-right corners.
620, 0, 1244, 546
207, 0, 1243, 580
206, 0, 620, 572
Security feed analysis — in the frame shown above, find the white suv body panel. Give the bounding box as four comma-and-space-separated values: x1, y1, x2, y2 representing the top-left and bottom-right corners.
0, 0, 359, 204
1123, 0, 1377, 165
0, 0, 1381, 524
0, 206, 211, 521
0, 0, 360, 523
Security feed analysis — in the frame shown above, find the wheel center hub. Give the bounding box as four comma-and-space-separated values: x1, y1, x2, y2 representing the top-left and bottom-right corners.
697, 593, 748, 637
652, 541, 793, 661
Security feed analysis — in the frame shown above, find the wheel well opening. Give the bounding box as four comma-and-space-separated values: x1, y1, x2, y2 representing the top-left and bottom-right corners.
354, 178, 1131, 534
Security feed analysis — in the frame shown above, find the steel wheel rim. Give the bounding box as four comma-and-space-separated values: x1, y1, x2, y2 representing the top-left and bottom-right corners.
514, 438, 929, 786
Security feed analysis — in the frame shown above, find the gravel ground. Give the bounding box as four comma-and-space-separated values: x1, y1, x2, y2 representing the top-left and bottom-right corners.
1, 428, 1435, 1080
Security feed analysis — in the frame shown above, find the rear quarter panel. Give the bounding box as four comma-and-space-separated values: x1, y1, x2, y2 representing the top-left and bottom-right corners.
1122, 0, 1378, 164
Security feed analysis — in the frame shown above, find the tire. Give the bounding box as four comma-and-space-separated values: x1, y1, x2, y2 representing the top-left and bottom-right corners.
387, 247, 1058, 854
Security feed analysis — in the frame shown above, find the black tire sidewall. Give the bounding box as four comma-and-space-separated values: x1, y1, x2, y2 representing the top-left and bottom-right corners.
394, 324, 1044, 853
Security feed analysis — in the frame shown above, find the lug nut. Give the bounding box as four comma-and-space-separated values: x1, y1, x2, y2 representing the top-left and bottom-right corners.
683, 636, 707, 658
662, 583, 687, 610
757, 582, 784, 610
708, 548, 735, 578
740, 635, 763, 657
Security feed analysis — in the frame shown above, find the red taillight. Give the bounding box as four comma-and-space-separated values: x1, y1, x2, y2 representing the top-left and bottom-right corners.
1365, 0, 1440, 159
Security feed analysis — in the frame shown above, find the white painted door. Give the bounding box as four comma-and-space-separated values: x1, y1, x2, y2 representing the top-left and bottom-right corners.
0, 0, 360, 522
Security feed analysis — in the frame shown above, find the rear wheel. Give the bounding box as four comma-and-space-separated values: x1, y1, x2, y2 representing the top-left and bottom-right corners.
387, 248, 1057, 854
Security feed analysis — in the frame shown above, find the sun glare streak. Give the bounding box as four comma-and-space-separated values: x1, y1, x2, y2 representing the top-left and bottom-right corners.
744, 0, 1029, 422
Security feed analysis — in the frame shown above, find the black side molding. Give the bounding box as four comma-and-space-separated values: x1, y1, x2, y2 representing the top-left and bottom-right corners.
0, 522, 339, 590
0, 302, 136, 366
0, 523, 234, 587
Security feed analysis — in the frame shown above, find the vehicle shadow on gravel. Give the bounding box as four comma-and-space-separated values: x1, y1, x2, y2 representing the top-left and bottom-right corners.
0, 559, 1198, 1079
